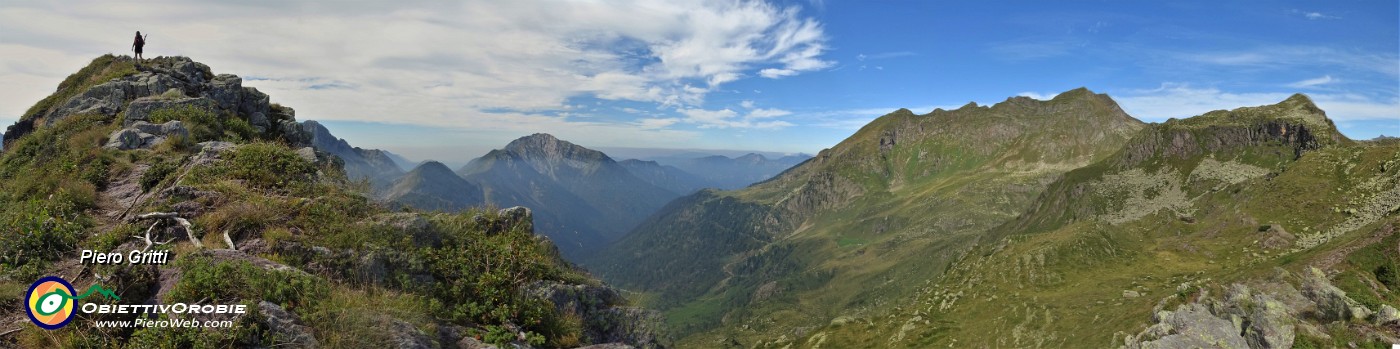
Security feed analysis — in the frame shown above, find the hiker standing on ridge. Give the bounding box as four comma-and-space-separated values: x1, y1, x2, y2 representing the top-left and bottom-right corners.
132, 31, 146, 60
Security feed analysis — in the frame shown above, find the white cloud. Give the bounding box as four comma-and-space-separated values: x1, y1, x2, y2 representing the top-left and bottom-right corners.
747, 108, 791, 118
1017, 91, 1055, 100
1287, 75, 1338, 88
0, 0, 831, 139
1115, 83, 1399, 122
759, 68, 799, 78
636, 118, 681, 130
740, 100, 756, 109
1293, 9, 1340, 20
678, 105, 795, 129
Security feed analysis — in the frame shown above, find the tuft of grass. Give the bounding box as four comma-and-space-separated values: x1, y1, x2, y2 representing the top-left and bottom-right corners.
216, 142, 317, 191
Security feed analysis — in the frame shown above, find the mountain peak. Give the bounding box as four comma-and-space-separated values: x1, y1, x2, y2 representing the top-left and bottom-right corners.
503, 133, 602, 158
1051, 87, 1096, 100
411, 160, 455, 175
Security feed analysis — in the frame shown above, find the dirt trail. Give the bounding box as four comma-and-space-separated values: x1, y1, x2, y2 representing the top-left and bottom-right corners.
93, 164, 150, 232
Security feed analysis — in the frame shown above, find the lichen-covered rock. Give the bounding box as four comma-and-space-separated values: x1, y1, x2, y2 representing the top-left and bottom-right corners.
103, 121, 189, 150
1376, 305, 1400, 325
189, 141, 238, 167
1124, 304, 1249, 349
526, 281, 667, 348
457, 337, 498, 349
367, 213, 441, 248
498, 206, 534, 234
1301, 268, 1361, 322
1234, 288, 1295, 349
259, 301, 320, 348
103, 128, 144, 150
385, 318, 435, 349
295, 146, 318, 163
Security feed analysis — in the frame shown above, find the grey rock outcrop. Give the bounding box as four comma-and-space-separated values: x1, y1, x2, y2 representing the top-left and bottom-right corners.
527, 281, 668, 349
1125, 303, 1249, 349
103, 121, 189, 150
6, 56, 325, 151
1301, 268, 1368, 322
385, 318, 435, 349
208, 74, 244, 111
259, 301, 321, 348
49, 72, 187, 125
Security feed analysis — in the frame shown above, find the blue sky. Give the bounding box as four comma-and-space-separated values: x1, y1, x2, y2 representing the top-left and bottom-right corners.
1, 1, 1396, 163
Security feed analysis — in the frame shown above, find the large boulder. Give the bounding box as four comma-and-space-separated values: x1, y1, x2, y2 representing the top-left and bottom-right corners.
103, 129, 144, 150
208, 74, 243, 111
103, 121, 189, 150
1301, 268, 1368, 322
122, 96, 217, 127
1125, 304, 1249, 349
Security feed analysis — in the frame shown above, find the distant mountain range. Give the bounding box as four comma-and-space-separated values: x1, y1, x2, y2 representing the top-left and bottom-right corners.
296, 123, 813, 260
303, 120, 404, 189
645, 153, 811, 190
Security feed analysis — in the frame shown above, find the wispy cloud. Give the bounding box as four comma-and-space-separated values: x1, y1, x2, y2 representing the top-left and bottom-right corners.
985, 39, 1087, 61
856, 51, 917, 61
1287, 75, 1338, 89
1292, 9, 1341, 20
1175, 46, 1397, 77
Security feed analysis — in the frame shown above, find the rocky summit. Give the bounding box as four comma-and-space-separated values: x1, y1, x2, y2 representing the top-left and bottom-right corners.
0, 55, 666, 348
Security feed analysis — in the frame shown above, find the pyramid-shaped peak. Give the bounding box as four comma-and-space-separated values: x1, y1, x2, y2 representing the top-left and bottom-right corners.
411, 160, 455, 174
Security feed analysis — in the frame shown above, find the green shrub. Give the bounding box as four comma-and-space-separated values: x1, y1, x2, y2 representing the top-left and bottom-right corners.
148, 105, 221, 141
142, 157, 181, 191
167, 254, 320, 309
218, 143, 316, 190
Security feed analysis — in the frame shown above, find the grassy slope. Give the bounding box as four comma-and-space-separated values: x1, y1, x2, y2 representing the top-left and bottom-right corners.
592, 89, 1147, 347
801, 98, 1400, 348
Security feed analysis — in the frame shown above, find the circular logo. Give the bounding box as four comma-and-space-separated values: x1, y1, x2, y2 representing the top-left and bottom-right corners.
26, 276, 76, 330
